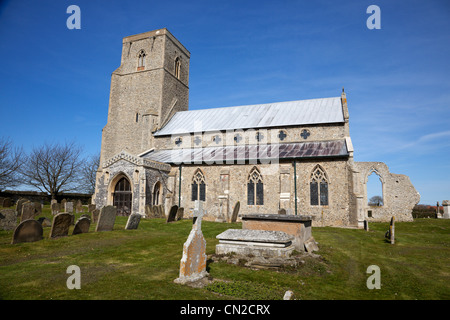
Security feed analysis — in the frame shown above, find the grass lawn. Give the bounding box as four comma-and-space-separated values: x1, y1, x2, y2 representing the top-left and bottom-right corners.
0, 206, 449, 300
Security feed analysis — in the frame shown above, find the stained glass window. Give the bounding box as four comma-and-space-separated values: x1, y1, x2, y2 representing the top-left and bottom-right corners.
248, 167, 263, 205
310, 165, 329, 206
192, 170, 206, 202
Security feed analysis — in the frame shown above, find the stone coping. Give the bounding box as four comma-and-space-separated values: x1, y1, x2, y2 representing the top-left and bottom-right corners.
240, 214, 313, 222
216, 229, 294, 244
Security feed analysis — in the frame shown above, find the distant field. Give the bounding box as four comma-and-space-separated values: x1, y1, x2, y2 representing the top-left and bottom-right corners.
0, 206, 449, 300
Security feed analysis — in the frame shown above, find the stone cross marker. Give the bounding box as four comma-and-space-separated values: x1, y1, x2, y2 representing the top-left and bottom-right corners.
174, 200, 209, 284
95, 205, 117, 232
73, 217, 91, 235
12, 219, 43, 244
125, 213, 141, 230
49, 213, 73, 238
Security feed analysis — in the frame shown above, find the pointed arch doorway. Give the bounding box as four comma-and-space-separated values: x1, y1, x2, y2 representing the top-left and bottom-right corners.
113, 177, 132, 216
152, 181, 162, 206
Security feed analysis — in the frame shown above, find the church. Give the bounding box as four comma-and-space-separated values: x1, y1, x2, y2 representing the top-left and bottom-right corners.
93, 28, 420, 227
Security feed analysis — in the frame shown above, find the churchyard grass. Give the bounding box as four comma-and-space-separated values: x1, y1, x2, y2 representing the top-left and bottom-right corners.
0, 206, 449, 300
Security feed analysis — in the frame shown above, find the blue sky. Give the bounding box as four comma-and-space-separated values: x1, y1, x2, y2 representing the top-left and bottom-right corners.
0, 0, 449, 204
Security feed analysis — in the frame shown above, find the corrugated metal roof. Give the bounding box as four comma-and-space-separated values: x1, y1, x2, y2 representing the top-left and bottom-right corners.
142, 140, 348, 164
154, 97, 344, 136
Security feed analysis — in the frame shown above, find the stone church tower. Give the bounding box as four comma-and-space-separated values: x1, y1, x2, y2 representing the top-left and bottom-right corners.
99, 28, 190, 165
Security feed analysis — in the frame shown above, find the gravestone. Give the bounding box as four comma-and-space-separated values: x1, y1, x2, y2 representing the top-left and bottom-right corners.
49, 213, 73, 238
125, 214, 141, 230
174, 200, 209, 284
37, 217, 52, 227
443, 200, 450, 219
364, 220, 369, 231
88, 204, 96, 213
95, 205, 117, 232
2, 198, 12, 208
12, 219, 43, 244
16, 198, 27, 217
231, 201, 240, 222
176, 207, 184, 221
51, 202, 60, 215
385, 216, 395, 244
92, 209, 100, 223
61, 199, 67, 210
73, 217, 91, 235
167, 205, 178, 223
21, 202, 37, 221
65, 201, 74, 213
76, 200, 83, 213
278, 208, 286, 215
0, 209, 17, 230
33, 202, 42, 215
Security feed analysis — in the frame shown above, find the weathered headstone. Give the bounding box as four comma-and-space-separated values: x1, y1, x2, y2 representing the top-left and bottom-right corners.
65, 201, 74, 213
76, 200, 83, 213
385, 216, 395, 244
125, 213, 141, 230
21, 202, 37, 221
51, 202, 60, 215
364, 220, 369, 231
0, 209, 17, 230
92, 209, 100, 223
33, 202, 42, 215
95, 205, 117, 232
88, 204, 96, 213
231, 201, 240, 222
12, 219, 43, 244
443, 200, 450, 219
2, 198, 12, 208
16, 198, 27, 217
49, 213, 73, 238
278, 208, 286, 215
73, 217, 91, 235
174, 200, 209, 284
167, 205, 178, 223
61, 199, 67, 210
37, 217, 52, 227
176, 207, 184, 221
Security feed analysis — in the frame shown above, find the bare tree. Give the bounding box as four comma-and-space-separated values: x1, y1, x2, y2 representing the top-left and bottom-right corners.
0, 137, 24, 191
79, 153, 100, 195
20, 141, 83, 199
369, 195, 383, 206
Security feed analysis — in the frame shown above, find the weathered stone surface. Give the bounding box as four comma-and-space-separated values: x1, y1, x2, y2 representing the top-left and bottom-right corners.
16, 198, 27, 217
443, 201, 450, 219
231, 201, 240, 223
49, 213, 73, 238
95, 205, 116, 232
76, 200, 83, 213
304, 237, 319, 252
216, 229, 294, 244
125, 213, 141, 230
88, 204, 96, 213
278, 208, 286, 215
12, 219, 43, 244
167, 205, 178, 223
176, 207, 184, 221
92, 209, 100, 223
65, 202, 74, 213
73, 217, 91, 235
0, 209, 17, 231
21, 202, 37, 221
385, 216, 395, 244
175, 201, 208, 284
51, 203, 60, 215
2, 198, 12, 207
37, 217, 52, 227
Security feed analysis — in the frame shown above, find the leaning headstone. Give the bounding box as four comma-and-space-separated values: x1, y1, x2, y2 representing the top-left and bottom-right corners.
12, 219, 43, 244
92, 209, 100, 223
49, 213, 73, 238
51, 203, 60, 215
385, 216, 395, 244
2, 198, 12, 208
65, 201, 74, 213
125, 214, 141, 230
176, 207, 184, 221
21, 202, 37, 221
174, 200, 209, 284
73, 217, 91, 235
95, 205, 117, 232
0, 209, 17, 230
166, 205, 179, 223
231, 201, 240, 222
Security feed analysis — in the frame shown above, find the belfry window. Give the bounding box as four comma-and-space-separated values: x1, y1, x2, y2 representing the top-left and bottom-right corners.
191, 170, 206, 202
138, 50, 146, 70
175, 57, 181, 79
247, 167, 263, 205
310, 165, 329, 206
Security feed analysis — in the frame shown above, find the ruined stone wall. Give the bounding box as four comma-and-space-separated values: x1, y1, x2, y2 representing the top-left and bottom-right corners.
353, 162, 420, 222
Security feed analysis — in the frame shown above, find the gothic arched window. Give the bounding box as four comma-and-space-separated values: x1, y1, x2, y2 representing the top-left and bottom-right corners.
248, 167, 263, 205
138, 50, 146, 70
191, 169, 206, 202
310, 165, 329, 206
175, 57, 181, 79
